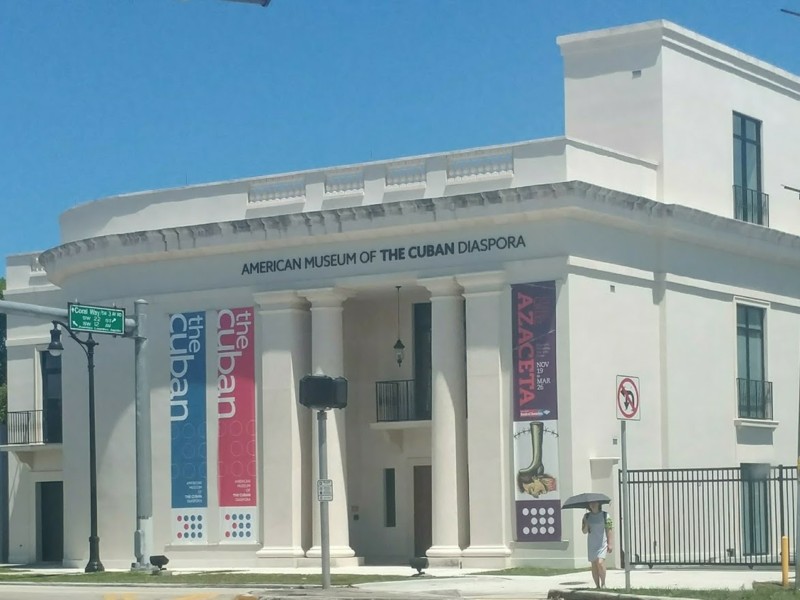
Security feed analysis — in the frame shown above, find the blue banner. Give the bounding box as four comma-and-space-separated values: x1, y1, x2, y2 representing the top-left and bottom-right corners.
169, 312, 208, 543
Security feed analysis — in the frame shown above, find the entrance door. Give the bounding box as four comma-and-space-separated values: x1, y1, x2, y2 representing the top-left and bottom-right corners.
413, 465, 432, 557
38, 481, 63, 562
741, 463, 769, 556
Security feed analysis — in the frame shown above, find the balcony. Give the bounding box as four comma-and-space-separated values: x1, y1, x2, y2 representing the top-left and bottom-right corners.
375, 379, 431, 422
6, 409, 62, 445
1, 410, 63, 469
737, 378, 773, 420
733, 185, 769, 226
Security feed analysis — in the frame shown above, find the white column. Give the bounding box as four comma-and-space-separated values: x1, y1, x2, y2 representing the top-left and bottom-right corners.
254, 291, 310, 563
421, 276, 468, 563
300, 287, 355, 559
458, 271, 512, 567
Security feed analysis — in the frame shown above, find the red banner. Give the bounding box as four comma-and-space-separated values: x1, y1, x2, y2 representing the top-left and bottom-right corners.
216, 307, 257, 541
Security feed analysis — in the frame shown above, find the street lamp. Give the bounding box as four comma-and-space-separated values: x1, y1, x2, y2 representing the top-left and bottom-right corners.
48, 321, 104, 573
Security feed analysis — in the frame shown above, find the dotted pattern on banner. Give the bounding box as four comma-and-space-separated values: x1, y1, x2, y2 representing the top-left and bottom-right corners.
217, 420, 257, 502
515, 500, 561, 542
222, 511, 254, 539
521, 505, 557, 536
172, 510, 206, 542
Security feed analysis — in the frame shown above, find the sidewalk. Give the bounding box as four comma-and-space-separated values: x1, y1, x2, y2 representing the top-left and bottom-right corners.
351, 566, 787, 598
0, 564, 790, 599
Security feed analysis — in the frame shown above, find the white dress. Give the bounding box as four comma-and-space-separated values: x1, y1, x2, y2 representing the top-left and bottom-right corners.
586, 511, 609, 562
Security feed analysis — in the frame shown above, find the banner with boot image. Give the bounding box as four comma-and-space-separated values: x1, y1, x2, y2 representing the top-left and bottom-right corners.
511, 281, 560, 542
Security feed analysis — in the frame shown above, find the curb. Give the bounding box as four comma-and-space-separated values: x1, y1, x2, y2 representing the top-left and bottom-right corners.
547, 589, 700, 600
240, 593, 455, 600
240, 588, 459, 600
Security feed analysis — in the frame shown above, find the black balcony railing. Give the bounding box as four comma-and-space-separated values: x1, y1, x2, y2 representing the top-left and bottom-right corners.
376, 379, 431, 422
737, 378, 773, 420
7, 410, 44, 445
734, 185, 769, 226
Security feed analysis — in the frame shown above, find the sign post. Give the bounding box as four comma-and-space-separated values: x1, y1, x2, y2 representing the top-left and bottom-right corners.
298, 374, 348, 590
616, 375, 640, 593
317, 410, 331, 589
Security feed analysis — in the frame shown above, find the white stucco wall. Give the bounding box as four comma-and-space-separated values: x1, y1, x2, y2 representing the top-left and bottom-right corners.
561, 20, 800, 233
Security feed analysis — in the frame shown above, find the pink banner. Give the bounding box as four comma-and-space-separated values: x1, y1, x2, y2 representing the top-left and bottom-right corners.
216, 307, 258, 542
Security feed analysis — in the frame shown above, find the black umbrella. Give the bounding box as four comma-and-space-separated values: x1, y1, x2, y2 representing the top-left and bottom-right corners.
561, 492, 611, 510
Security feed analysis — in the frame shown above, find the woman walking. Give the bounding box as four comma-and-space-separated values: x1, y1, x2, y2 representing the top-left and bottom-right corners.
581, 501, 613, 588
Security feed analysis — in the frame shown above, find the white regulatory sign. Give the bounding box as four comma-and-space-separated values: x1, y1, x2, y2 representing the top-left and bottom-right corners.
616, 375, 641, 421
317, 478, 333, 502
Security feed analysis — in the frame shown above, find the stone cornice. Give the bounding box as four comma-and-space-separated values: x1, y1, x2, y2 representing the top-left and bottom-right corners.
419, 276, 463, 298
298, 287, 352, 308
458, 271, 507, 295
38, 181, 800, 287
253, 290, 309, 312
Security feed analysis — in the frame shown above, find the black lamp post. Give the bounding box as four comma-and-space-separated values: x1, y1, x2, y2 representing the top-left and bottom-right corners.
393, 286, 405, 366
48, 321, 104, 573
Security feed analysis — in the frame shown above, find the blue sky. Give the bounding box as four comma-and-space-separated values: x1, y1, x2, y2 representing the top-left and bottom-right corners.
2, 0, 799, 278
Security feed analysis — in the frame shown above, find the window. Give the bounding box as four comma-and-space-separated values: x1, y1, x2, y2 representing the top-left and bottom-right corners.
412, 303, 432, 421
40, 351, 63, 443
384, 468, 396, 527
736, 305, 771, 419
733, 113, 767, 225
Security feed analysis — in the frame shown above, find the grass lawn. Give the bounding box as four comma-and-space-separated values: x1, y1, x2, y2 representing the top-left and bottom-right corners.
603, 585, 798, 600
0, 565, 589, 583
0, 569, 410, 586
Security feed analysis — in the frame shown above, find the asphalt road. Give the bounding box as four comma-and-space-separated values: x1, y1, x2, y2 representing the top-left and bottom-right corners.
0, 586, 247, 600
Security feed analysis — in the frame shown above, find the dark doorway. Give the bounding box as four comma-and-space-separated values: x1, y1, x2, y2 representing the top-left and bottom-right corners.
413, 465, 432, 557
741, 463, 769, 556
38, 481, 63, 563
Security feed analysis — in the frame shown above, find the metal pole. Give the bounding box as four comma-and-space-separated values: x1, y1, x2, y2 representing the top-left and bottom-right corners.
318, 410, 331, 590
85, 334, 104, 573
621, 420, 631, 592
133, 300, 152, 570
0, 299, 135, 331
0, 299, 67, 321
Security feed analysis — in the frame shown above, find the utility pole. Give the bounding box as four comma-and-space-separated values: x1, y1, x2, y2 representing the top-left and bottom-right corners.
132, 300, 153, 571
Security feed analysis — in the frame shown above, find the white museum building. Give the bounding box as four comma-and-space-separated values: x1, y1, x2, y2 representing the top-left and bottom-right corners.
4, 19, 800, 569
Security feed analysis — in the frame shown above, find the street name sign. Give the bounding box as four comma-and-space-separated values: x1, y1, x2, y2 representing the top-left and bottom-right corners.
68, 302, 126, 335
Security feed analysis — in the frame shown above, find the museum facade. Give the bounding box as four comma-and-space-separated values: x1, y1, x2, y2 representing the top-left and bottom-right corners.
4, 20, 800, 569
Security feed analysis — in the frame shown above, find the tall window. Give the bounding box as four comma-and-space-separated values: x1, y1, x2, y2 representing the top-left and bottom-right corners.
733, 113, 766, 225
383, 468, 396, 527
736, 305, 771, 419
40, 351, 62, 443
412, 303, 432, 420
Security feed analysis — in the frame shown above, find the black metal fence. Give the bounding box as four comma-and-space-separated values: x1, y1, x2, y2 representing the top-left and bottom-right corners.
737, 378, 773, 420
376, 379, 431, 422
734, 185, 769, 226
6, 410, 44, 445
621, 466, 796, 567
